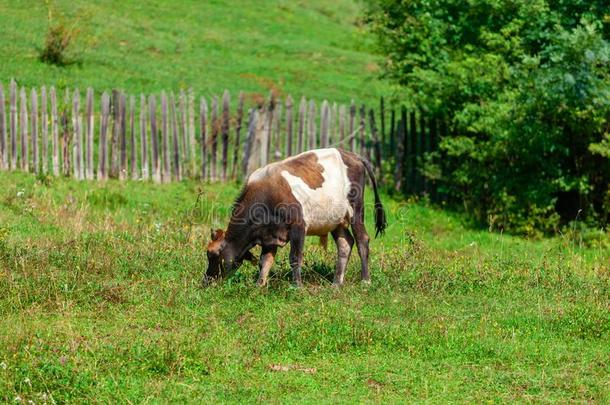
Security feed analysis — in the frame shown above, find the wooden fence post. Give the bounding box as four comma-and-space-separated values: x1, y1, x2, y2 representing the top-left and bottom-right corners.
285, 96, 293, 157
179, 91, 188, 175
331, 102, 337, 146
339, 105, 346, 147
170, 92, 181, 181
20, 87, 28, 172
429, 116, 438, 200
0, 83, 5, 170
9, 80, 17, 170
394, 117, 404, 192
297, 97, 306, 154
85, 88, 94, 180
409, 111, 417, 194
200, 97, 208, 180
359, 104, 366, 158
418, 112, 426, 193
320, 100, 329, 148
72, 89, 81, 179
369, 108, 382, 180
41, 87, 48, 174
231, 91, 244, 180
98, 92, 110, 180
348, 100, 356, 152
242, 108, 256, 177
210, 96, 218, 181
221, 90, 230, 181
380, 96, 386, 155
307, 99, 316, 150
273, 101, 281, 160
62, 89, 71, 177
31, 88, 39, 174
188, 89, 196, 178
149, 94, 161, 183
119, 92, 127, 180
130, 95, 137, 180
50, 87, 59, 176
140, 94, 149, 180
403, 108, 412, 194
110, 90, 120, 178
265, 92, 275, 164
160, 91, 170, 182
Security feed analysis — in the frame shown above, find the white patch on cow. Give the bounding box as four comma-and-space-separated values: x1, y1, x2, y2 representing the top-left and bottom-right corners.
280, 149, 352, 235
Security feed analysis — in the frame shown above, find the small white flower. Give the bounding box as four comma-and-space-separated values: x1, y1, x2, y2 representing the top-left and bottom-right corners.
24, 377, 31, 386
14, 396, 21, 402
16, 191, 24, 198
0, 361, 6, 370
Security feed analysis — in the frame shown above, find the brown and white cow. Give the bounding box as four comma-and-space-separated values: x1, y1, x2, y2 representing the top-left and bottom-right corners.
205, 148, 387, 287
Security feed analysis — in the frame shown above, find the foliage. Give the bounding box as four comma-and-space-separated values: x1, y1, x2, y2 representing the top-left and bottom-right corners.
364, 0, 610, 234
0, 172, 608, 402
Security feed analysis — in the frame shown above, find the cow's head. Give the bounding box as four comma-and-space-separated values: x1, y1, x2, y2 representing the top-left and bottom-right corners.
204, 229, 256, 284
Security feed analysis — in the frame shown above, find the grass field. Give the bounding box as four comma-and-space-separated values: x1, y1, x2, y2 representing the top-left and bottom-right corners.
0, 0, 388, 105
0, 172, 608, 402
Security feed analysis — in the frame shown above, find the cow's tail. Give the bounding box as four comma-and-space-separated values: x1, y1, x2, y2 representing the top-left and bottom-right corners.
361, 157, 387, 238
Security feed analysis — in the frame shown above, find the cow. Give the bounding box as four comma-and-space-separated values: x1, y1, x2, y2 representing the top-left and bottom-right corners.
204, 148, 387, 287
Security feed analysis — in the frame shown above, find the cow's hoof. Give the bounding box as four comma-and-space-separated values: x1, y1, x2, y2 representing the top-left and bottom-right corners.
361, 279, 371, 286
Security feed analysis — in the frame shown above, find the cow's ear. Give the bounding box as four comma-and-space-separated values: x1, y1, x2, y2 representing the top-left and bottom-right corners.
210, 228, 224, 241
242, 250, 256, 264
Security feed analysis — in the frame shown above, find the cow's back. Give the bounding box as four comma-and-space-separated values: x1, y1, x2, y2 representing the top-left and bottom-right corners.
246, 149, 353, 235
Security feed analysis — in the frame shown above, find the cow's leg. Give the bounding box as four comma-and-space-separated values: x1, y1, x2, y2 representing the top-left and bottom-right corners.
257, 245, 277, 287
288, 225, 305, 287
351, 204, 371, 283
331, 226, 354, 286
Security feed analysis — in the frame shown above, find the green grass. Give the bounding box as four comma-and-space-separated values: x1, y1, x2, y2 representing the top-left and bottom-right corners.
0, 0, 388, 105
1, 171, 609, 403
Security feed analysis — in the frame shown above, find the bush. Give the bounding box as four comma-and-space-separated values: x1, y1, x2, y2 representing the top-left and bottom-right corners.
364, 0, 610, 234
40, 1, 81, 66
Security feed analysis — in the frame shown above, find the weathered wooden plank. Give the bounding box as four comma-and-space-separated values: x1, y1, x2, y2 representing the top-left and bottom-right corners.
285, 96, 293, 157
394, 117, 404, 192
320, 100, 329, 148
242, 107, 256, 177
41, 87, 48, 174
85, 88, 94, 180
221, 90, 230, 181
297, 96, 306, 154
160, 92, 170, 182
62, 89, 71, 177
140, 94, 149, 180
98, 92, 110, 180
409, 111, 417, 194
369, 108, 383, 182
210, 96, 218, 181
199, 97, 208, 180
50, 87, 59, 176
110, 90, 120, 178
380, 96, 386, 155
264, 92, 275, 164
19, 87, 28, 172
9, 80, 17, 170
72, 89, 82, 179
130, 95, 137, 180
31, 88, 39, 174
348, 100, 356, 152
179, 90, 188, 174
170, 92, 181, 181
339, 105, 346, 146
331, 102, 337, 146
307, 99, 316, 150
0, 83, 6, 170
149, 94, 161, 183
273, 101, 282, 161
359, 104, 366, 158
119, 92, 127, 180
231, 91, 244, 180
188, 89, 196, 177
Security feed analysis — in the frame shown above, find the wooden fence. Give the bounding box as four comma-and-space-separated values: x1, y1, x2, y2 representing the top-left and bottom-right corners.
0, 80, 445, 198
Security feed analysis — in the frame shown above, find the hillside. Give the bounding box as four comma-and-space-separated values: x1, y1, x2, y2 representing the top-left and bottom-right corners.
0, 0, 388, 104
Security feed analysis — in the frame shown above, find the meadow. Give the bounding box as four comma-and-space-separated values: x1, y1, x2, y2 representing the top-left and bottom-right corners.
0, 172, 608, 402
1, 0, 609, 402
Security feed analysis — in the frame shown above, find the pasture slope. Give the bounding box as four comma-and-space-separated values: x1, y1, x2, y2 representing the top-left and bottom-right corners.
0, 0, 609, 402
0, 0, 388, 105
0, 172, 608, 402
